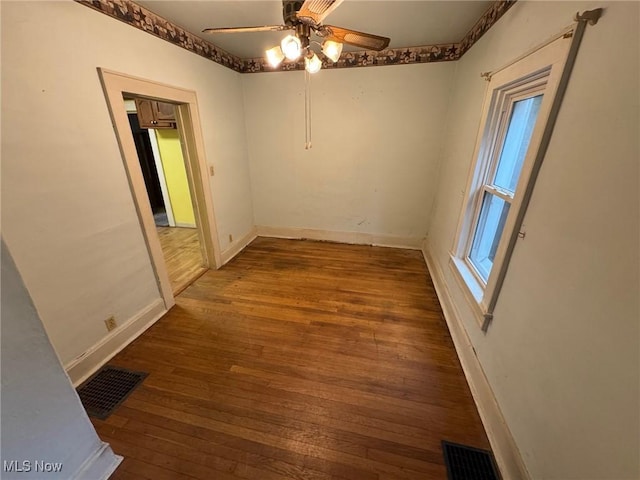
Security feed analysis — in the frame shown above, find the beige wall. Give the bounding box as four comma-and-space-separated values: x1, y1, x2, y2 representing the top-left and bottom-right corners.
1, 241, 120, 479
241, 63, 455, 243
1, 1, 255, 366
427, 1, 639, 478
3, 1, 639, 477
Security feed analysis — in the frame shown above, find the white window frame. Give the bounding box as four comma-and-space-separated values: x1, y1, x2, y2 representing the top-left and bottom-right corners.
450, 34, 572, 328
465, 83, 545, 286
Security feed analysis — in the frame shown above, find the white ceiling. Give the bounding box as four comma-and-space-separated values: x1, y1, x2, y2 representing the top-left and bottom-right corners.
135, 1, 492, 58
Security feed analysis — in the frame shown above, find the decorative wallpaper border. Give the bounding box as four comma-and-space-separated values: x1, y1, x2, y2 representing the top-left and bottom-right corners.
458, 0, 517, 55
77, 0, 244, 71
76, 0, 516, 74
242, 43, 460, 73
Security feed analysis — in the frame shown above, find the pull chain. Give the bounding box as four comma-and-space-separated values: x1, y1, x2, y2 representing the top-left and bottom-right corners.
304, 69, 312, 149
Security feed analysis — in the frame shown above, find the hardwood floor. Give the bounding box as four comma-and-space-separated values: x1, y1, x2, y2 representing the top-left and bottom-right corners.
157, 226, 206, 294
95, 237, 490, 480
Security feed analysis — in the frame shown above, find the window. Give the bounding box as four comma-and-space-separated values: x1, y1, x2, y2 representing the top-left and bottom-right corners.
450, 35, 571, 327
468, 92, 543, 283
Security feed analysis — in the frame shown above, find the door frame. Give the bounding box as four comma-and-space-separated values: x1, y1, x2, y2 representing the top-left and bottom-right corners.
98, 68, 221, 308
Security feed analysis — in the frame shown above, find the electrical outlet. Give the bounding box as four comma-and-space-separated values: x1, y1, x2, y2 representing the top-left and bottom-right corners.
104, 316, 117, 332
209, 165, 215, 176
228, 234, 233, 243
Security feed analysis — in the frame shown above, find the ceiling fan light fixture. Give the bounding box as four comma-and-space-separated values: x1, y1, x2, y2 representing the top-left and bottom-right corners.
266, 45, 285, 67
305, 53, 322, 74
281, 34, 302, 61
322, 40, 343, 62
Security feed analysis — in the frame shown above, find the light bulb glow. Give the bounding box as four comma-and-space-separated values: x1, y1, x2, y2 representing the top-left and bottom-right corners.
305, 53, 322, 74
281, 35, 302, 61
322, 40, 343, 62
265, 46, 285, 67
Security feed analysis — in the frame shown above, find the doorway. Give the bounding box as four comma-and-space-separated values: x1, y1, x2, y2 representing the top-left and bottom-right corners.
98, 69, 221, 310
125, 98, 207, 295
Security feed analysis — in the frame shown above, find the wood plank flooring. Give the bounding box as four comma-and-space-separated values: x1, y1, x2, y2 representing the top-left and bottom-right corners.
95, 237, 490, 480
157, 226, 206, 294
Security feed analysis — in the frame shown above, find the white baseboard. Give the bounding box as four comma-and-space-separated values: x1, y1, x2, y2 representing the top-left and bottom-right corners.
71, 442, 122, 480
65, 299, 166, 386
256, 225, 423, 249
220, 226, 258, 265
422, 239, 530, 480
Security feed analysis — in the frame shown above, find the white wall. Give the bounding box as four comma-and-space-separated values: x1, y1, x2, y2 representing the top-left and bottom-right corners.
1, 1, 254, 367
427, 1, 639, 478
3, 2, 638, 477
242, 62, 455, 244
1, 240, 121, 479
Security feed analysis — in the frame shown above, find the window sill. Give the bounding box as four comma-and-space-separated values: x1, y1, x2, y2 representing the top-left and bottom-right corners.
448, 254, 487, 330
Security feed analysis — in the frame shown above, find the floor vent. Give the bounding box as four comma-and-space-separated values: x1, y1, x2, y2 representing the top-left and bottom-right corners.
442, 440, 500, 480
77, 366, 147, 419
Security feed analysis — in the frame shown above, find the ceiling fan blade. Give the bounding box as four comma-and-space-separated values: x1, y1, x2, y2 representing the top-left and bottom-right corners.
202, 25, 293, 34
297, 0, 344, 26
321, 25, 390, 51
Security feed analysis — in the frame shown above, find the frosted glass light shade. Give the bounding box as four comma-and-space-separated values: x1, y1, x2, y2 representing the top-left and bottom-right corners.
322, 40, 343, 62
305, 53, 322, 74
266, 46, 285, 67
281, 35, 302, 60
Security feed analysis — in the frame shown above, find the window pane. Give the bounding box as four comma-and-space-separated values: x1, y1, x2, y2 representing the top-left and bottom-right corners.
469, 193, 510, 282
493, 95, 543, 192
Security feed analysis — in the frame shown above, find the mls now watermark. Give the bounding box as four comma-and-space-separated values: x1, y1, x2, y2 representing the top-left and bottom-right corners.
3, 460, 63, 473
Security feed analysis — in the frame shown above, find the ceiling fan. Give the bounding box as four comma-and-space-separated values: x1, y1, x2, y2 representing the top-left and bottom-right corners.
203, 0, 391, 73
